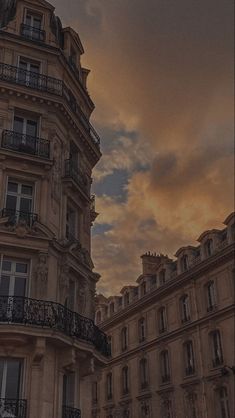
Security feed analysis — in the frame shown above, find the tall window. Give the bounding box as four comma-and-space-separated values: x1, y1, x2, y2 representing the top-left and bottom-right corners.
0, 358, 22, 401
181, 255, 188, 272
106, 373, 112, 400
0, 258, 28, 298
181, 295, 190, 322
184, 341, 195, 375
205, 239, 213, 257
121, 327, 128, 351
211, 330, 223, 367
159, 307, 167, 333
206, 280, 217, 311
66, 206, 76, 241
140, 358, 148, 389
62, 372, 75, 408
18, 59, 40, 88
109, 302, 115, 315
160, 350, 170, 383
96, 311, 101, 324
159, 270, 166, 285
217, 387, 230, 418
122, 366, 129, 395
141, 281, 147, 296
22, 12, 44, 41
5, 180, 34, 225
92, 381, 98, 404
138, 318, 146, 342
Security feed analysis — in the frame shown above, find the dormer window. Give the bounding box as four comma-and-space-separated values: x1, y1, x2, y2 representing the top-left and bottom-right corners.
205, 239, 213, 257
21, 12, 45, 42
159, 270, 166, 285
181, 255, 188, 272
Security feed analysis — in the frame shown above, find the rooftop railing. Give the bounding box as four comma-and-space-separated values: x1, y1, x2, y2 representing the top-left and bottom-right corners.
0, 398, 27, 418
0, 296, 111, 357
0, 63, 100, 148
1, 208, 39, 227
2, 130, 50, 159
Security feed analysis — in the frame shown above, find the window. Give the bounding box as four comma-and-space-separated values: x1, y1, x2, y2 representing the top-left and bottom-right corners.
140, 358, 148, 389
217, 387, 230, 418
64, 280, 75, 311
96, 311, 101, 324
138, 318, 146, 342
185, 391, 197, 418
92, 382, 98, 404
161, 398, 173, 418
141, 281, 147, 296
18, 58, 40, 88
66, 206, 76, 241
122, 366, 129, 395
181, 255, 188, 272
109, 302, 115, 315
121, 327, 128, 351
184, 341, 195, 375
63, 372, 75, 408
0, 358, 23, 401
159, 269, 166, 285
206, 280, 217, 311
106, 373, 112, 400
181, 295, 190, 322
150, 275, 157, 286
22, 12, 44, 41
5, 179, 34, 225
159, 307, 167, 333
69, 46, 77, 69
160, 350, 170, 383
205, 239, 213, 257
124, 292, 130, 306
211, 330, 223, 367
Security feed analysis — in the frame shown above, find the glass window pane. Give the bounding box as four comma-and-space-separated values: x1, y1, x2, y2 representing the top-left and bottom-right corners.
16, 263, 28, 274
5, 360, 21, 399
33, 17, 42, 29
7, 182, 18, 193
14, 277, 26, 297
13, 116, 24, 134
26, 15, 32, 26
6, 195, 17, 211
21, 184, 33, 196
19, 61, 27, 70
19, 198, 32, 213
26, 120, 37, 137
2, 261, 11, 272
0, 276, 10, 296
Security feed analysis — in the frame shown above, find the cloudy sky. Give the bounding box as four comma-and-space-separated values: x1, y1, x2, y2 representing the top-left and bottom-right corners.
53, 0, 234, 295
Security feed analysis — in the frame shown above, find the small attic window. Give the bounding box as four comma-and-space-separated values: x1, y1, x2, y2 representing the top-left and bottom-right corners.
21, 11, 45, 42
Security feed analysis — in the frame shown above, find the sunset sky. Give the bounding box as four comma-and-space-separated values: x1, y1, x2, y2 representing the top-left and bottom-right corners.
53, 0, 234, 295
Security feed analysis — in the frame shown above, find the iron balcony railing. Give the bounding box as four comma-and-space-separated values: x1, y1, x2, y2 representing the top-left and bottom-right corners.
64, 159, 88, 192
62, 405, 81, 418
0, 398, 27, 418
0, 63, 101, 147
20, 23, 46, 42
1, 208, 39, 227
0, 296, 111, 357
2, 130, 50, 159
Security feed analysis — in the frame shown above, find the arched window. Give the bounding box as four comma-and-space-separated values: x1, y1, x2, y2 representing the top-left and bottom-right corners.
181, 294, 190, 322
181, 255, 188, 272
138, 318, 146, 342
216, 387, 230, 418
122, 366, 129, 395
205, 239, 213, 257
159, 269, 166, 285
106, 372, 113, 400
160, 350, 170, 383
121, 326, 128, 351
96, 311, 101, 324
159, 307, 167, 333
184, 340, 195, 376
140, 358, 148, 389
206, 280, 217, 311
210, 330, 223, 367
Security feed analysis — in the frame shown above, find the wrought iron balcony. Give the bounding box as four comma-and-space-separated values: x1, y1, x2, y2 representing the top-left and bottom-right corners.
62, 405, 81, 418
20, 23, 46, 42
0, 63, 101, 147
0, 398, 27, 418
0, 296, 111, 357
1, 208, 39, 227
2, 130, 50, 159
64, 159, 88, 192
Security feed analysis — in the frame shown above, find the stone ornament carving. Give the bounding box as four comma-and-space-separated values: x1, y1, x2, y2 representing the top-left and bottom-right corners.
34, 253, 48, 299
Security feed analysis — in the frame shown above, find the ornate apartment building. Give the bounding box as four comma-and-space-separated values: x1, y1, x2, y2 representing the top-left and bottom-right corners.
0, 1, 110, 417
95, 213, 235, 418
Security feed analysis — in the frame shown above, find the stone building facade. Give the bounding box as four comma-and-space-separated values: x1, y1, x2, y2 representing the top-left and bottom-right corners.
0, 1, 110, 417
94, 213, 235, 418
